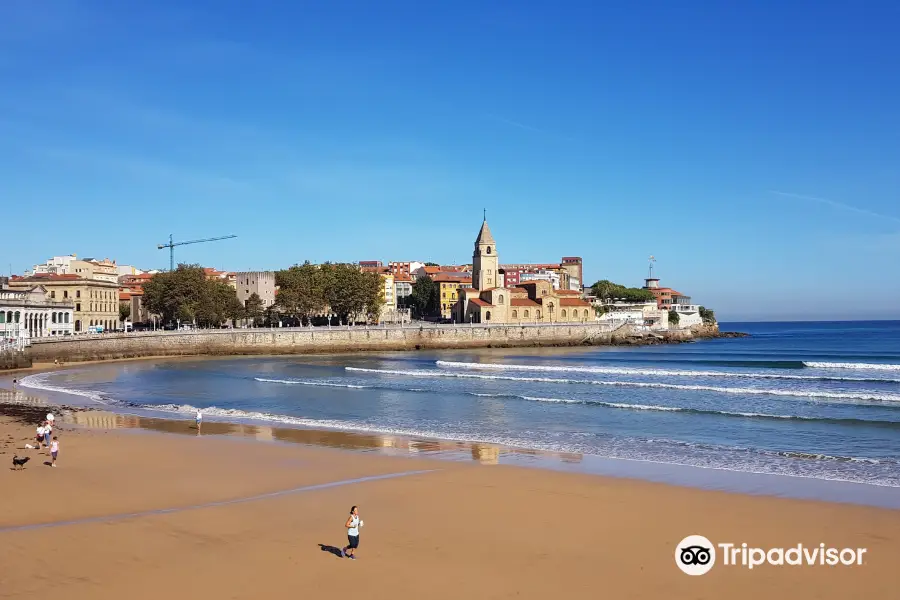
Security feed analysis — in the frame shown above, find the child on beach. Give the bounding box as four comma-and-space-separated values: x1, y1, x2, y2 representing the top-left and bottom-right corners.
195, 410, 203, 431
341, 505, 363, 560
50, 437, 59, 467
36, 424, 45, 447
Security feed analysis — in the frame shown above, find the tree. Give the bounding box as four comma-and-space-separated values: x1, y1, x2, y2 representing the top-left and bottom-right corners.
244, 293, 264, 326
424, 262, 439, 267
668, 309, 680, 327
699, 306, 716, 325
410, 275, 439, 318
275, 261, 325, 324
274, 262, 385, 325
119, 303, 131, 323
590, 280, 655, 303
143, 264, 243, 328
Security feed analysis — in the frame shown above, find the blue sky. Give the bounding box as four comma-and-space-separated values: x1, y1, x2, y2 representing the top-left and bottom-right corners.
2, 1, 899, 321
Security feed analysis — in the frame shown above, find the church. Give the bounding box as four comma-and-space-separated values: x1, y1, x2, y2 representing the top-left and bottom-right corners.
454, 219, 593, 324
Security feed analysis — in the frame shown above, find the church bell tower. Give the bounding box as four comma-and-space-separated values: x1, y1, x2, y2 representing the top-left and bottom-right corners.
472, 215, 498, 291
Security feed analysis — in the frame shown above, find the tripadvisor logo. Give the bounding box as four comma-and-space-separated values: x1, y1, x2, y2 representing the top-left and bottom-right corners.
675, 535, 867, 575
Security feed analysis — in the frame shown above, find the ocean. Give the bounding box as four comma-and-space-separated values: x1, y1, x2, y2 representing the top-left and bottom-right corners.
19, 320, 900, 494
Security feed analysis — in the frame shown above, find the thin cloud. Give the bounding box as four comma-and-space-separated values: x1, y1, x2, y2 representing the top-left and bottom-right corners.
768, 190, 900, 225
484, 114, 576, 142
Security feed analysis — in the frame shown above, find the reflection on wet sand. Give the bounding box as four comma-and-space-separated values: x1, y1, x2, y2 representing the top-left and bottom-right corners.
57, 410, 582, 466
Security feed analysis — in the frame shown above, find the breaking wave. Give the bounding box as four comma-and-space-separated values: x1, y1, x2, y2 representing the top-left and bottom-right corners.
803, 361, 900, 371
345, 367, 900, 404
435, 360, 900, 383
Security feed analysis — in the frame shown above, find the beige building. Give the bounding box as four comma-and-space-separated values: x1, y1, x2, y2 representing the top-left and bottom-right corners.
455, 219, 593, 324
235, 271, 276, 308
10, 274, 121, 333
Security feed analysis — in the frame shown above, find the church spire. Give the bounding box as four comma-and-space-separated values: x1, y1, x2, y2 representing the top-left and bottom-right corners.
475, 217, 495, 245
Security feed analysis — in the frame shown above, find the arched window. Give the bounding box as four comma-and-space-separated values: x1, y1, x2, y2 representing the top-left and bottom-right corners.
561, 309, 567, 318
14, 311, 20, 323
52, 313, 57, 323
75, 320, 81, 332
584, 310, 589, 318
65, 313, 70, 323
536, 310, 542, 319
512, 310, 518, 318
485, 311, 491, 321
498, 294, 504, 304
486, 246, 491, 254
524, 310, 530, 318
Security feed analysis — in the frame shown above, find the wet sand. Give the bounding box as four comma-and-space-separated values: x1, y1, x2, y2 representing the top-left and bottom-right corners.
0, 407, 897, 600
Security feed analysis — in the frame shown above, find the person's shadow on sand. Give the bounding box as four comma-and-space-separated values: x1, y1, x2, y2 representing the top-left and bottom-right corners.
318, 544, 344, 558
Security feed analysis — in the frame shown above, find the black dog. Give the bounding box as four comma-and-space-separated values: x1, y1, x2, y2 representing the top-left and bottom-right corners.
12, 455, 30, 470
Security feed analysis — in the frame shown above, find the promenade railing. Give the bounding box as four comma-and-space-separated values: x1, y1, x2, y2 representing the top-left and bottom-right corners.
30, 319, 630, 343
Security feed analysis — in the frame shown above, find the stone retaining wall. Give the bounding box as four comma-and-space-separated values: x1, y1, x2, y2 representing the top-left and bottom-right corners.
27, 323, 639, 363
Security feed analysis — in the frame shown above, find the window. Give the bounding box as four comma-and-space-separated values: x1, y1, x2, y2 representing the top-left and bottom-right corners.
512, 310, 518, 319
76, 290, 81, 298
498, 294, 504, 304
485, 311, 491, 321
52, 313, 57, 323
65, 313, 69, 323
561, 310, 567, 318
64, 290, 69, 299
584, 310, 589, 318
51, 291, 56, 298
75, 320, 81, 332
524, 310, 529, 318
486, 246, 491, 254
536, 310, 542, 319
76, 303, 81, 312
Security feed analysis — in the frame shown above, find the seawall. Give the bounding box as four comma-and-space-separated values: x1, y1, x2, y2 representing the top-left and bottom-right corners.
26, 323, 652, 363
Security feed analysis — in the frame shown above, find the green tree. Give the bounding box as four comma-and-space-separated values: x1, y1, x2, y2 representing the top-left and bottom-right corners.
275, 261, 326, 324
668, 309, 680, 327
590, 280, 655, 303
119, 303, 131, 323
244, 293, 264, 326
143, 264, 243, 328
699, 306, 716, 325
424, 262, 439, 267
410, 275, 439, 318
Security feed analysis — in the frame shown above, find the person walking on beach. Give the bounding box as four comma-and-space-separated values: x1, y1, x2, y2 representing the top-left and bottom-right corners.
195, 410, 203, 431
36, 423, 45, 447
341, 505, 363, 560
43, 421, 52, 448
50, 436, 59, 468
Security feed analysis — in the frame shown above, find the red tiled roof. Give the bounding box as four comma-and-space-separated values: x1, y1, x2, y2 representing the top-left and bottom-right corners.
119, 292, 131, 301
434, 275, 472, 284
423, 266, 441, 274
469, 298, 493, 307
560, 298, 591, 307
556, 290, 582, 295
510, 298, 540, 307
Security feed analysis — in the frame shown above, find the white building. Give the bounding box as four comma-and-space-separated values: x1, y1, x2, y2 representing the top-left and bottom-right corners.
669, 293, 702, 328
595, 299, 669, 331
117, 264, 145, 277
519, 269, 562, 289
28, 254, 120, 283
27, 254, 77, 276
0, 283, 75, 342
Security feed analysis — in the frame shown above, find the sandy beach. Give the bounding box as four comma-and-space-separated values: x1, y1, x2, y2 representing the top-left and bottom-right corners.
0, 405, 897, 600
